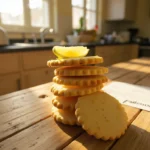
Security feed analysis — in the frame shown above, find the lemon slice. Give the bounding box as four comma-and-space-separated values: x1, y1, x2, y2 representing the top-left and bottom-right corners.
52, 46, 89, 59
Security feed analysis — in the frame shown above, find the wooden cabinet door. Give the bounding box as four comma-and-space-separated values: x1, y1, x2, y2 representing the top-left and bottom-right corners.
95, 46, 109, 66
0, 74, 21, 95
130, 45, 139, 59
95, 46, 120, 66
22, 50, 56, 70
23, 68, 54, 88
96, 45, 137, 66
121, 45, 139, 62
0, 53, 20, 74
121, 45, 132, 61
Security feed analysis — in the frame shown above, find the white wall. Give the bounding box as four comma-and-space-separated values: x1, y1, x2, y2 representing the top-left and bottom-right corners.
134, 0, 150, 37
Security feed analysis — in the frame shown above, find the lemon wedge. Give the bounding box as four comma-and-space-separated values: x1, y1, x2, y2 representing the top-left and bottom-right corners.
52, 46, 89, 59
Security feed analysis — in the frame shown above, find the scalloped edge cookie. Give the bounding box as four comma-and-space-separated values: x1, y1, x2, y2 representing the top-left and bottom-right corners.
75, 91, 128, 140
47, 56, 103, 67
52, 96, 78, 111
51, 83, 103, 97
53, 75, 108, 86
54, 66, 108, 76
52, 106, 78, 125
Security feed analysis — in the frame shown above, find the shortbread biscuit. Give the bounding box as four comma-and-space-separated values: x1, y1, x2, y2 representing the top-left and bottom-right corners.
47, 56, 103, 67
75, 91, 128, 140
51, 83, 103, 96
52, 96, 78, 110
53, 75, 108, 86
52, 106, 78, 125
54, 66, 108, 76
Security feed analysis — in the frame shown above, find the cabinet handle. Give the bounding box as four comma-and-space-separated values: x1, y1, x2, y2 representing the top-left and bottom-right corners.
17, 79, 21, 90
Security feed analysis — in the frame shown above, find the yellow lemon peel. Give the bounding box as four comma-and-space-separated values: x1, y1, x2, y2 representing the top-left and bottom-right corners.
52, 46, 89, 59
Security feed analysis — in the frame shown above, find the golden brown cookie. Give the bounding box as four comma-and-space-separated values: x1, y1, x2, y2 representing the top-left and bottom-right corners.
75, 91, 128, 140
54, 66, 108, 76
53, 75, 108, 86
52, 106, 78, 125
51, 83, 103, 97
47, 56, 103, 67
52, 96, 78, 111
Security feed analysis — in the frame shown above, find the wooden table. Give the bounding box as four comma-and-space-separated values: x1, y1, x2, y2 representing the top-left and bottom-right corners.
0, 58, 150, 150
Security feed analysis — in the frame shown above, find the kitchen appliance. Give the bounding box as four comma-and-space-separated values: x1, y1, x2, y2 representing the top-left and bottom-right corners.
139, 42, 150, 57
118, 31, 130, 43
128, 28, 139, 42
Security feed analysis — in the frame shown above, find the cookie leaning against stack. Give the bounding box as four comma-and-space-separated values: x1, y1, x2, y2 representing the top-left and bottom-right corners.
47, 46, 128, 140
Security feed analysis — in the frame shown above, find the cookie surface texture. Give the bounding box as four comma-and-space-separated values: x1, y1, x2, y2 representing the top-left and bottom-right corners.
51, 83, 103, 96
54, 66, 108, 76
52, 106, 77, 125
47, 56, 103, 67
52, 96, 78, 110
75, 91, 128, 140
53, 75, 108, 86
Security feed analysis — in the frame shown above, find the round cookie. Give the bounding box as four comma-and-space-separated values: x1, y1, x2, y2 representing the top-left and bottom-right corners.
52, 106, 78, 125
54, 66, 108, 76
53, 75, 108, 86
52, 96, 78, 111
47, 56, 103, 67
51, 83, 103, 97
75, 91, 128, 140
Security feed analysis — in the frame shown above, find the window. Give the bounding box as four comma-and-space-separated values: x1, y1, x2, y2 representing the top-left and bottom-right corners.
0, 0, 24, 25
0, 0, 55, 32
72, 0, 84, 29
72, 0, 97, 30
86, 0, 97, 30
29, 0, 49, 27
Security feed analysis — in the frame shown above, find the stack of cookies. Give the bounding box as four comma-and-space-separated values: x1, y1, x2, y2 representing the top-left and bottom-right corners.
48, 55, 108, 125
47, 46, 128, 140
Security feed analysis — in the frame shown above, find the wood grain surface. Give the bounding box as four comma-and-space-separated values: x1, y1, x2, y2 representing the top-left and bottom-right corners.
0, 58, 150, 150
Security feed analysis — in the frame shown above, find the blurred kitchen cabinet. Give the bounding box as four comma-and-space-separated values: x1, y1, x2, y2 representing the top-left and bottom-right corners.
95, 44, 139, 66
0, 53, 20, 74
22, 50, 56, 70
95, 46, 120, 66
0, 49, 56, 95
0, 73, 21, 95
120, 45, 139, 61
130, 44, 139, 59
121, 45, 131, 61
111, 46, 124, 64
23, 68, 54, 88
105, 0, 137, 21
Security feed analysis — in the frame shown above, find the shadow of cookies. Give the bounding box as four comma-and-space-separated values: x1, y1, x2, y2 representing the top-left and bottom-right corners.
110, 124, 150, 150
54, 120, 83, 137
55, 119, 115, 150
64, 132, 114, 150
63, 124, 150, 150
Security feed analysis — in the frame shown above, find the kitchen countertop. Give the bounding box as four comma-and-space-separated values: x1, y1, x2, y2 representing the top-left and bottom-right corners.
0, 42, 138, 53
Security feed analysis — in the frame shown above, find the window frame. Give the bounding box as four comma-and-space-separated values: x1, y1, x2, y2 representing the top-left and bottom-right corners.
72, 0, 98, 30
0, 0, 56, 33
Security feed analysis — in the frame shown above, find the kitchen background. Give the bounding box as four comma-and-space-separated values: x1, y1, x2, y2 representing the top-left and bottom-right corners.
0, 0, 150, 95
0, 0, 150, 43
